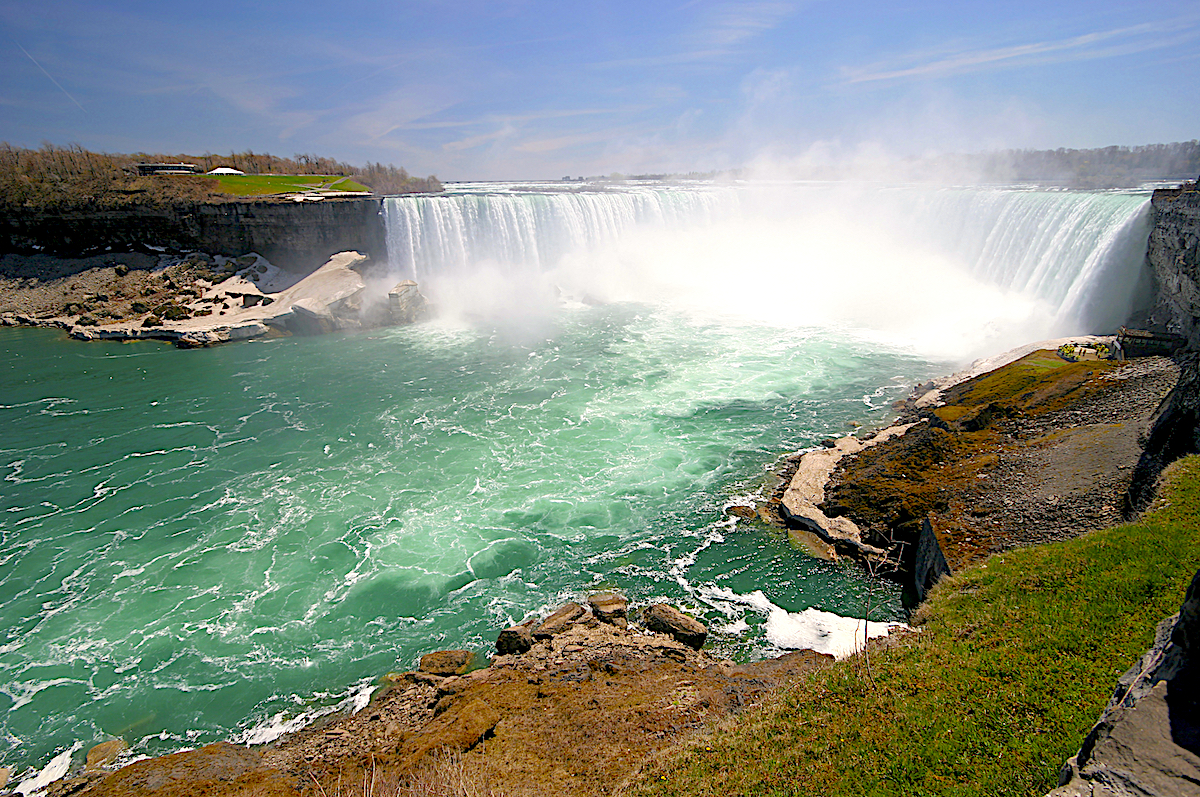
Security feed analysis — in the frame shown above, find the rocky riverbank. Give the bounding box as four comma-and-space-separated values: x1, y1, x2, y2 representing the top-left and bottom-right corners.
0, 250, 428, 347
759, 344, 1180, 602
43, 597, 836, 797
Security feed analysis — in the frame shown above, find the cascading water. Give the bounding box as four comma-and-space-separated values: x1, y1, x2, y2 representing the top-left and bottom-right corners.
1, 181, 1154, 786
383, 183, 1152, 356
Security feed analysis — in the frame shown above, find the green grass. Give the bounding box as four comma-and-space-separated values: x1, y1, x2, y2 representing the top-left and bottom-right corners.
630, 455, 1200, 797
203, 174, 369, 196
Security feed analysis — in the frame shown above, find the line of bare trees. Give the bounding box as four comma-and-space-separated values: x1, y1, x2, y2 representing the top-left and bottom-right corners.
0, 143, 442, 209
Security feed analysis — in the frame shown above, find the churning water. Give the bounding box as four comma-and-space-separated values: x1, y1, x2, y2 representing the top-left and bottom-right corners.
1, 181, 1152, 782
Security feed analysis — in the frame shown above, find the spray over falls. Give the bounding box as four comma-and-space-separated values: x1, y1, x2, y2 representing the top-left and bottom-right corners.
384, 183, 1152, 358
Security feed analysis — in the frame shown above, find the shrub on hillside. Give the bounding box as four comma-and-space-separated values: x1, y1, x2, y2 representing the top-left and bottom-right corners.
152, 303, 189, 321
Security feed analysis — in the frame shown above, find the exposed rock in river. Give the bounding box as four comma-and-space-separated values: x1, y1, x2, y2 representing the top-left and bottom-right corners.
779, 422, 918, 559
641, 604, 709, 649
418, 650, 475, 677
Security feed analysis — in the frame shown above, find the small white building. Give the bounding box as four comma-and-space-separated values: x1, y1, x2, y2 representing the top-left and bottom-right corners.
206, 167, 245, 175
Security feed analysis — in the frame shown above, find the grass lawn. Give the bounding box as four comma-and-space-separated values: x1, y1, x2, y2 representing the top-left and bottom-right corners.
203, 173, 369, 196
628, 455, 1200, 797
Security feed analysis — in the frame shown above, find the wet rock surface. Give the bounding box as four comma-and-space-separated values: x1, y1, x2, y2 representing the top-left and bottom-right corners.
418, 650, 475, 677
641, 604, 709, 649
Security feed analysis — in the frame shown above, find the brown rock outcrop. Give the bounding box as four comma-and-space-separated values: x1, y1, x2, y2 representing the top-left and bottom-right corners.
418, 650, 475, 676
587, 593, 628, 627
533, 602, 586, 640
642, 604, 708, 649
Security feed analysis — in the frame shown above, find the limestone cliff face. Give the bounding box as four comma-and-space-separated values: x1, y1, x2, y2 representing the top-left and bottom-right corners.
1147, 187, 1200, 344
0, 197, 387, 274
1128, 189, 1200, 512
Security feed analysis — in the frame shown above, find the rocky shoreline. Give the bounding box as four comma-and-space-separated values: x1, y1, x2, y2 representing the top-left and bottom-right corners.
42, 594, 838, 797
0, 250, 428, 347
752, 343, 1181, 603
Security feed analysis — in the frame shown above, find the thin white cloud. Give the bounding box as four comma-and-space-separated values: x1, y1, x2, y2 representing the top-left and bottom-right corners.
404, 107, 633, 132
592, 1, 796, 70
592, 49, 730, 69
843, 19, 1200, 84
515, 123, 663, 154
699, 2, 796, 48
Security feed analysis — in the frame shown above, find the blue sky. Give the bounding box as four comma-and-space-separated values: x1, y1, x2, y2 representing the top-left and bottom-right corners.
1, 0, 1197, 180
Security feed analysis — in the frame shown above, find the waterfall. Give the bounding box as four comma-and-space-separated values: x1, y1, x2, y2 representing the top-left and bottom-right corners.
383, 185, 738, 280
383, 183, 1152, 355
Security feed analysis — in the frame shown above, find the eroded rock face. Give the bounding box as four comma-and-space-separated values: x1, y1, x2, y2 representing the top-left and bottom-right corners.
496, 624, 534, 655
389, 280, 429, 325
642, 604, 708, 650
533, 602, 586, 640
418, 650, 475, 677
85, 740, 128, 772
587, 593, 628, 627
779, 424, 918, 558
1049, 568, 1200, 797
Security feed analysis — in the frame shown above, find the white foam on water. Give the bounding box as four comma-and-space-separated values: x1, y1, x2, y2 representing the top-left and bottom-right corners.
233, 679, 376, 747
699, 587, 906, 659
15, 741, 80, 797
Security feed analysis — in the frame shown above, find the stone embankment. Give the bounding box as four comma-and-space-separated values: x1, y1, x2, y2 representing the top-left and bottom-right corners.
55, 594, 830, 797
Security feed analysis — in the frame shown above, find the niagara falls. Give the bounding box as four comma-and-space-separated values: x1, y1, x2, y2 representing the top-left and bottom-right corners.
4, 0, 1200, 793
0, 179, 1159, 774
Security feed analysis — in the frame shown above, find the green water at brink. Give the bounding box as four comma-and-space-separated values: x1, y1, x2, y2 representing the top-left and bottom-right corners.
1, 306, 941, 772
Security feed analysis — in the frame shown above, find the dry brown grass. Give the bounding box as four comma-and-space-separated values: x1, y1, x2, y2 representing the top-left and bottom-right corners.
309, 751, 499, 797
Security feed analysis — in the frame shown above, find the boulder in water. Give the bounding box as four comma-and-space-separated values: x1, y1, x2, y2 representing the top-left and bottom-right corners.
388, 280, 429, 325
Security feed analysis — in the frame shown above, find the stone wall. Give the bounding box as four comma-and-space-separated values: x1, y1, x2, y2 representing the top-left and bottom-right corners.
0, 197, 387, 274
1127, 189, 1200, 512
1146, 187, 1200, 344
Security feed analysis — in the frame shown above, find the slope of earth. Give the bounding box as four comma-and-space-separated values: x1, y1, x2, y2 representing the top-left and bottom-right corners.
822, 352, 1180, 571
628, 456, 1200, 797
54, 619, 832, 797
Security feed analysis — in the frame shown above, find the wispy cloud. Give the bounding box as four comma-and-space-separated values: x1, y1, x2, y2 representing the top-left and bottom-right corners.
593, 1, 796, 70
404, 107, 632, 132
842, 19, 1200, 84
698, 1, 796, 48
514, 123, 662, 154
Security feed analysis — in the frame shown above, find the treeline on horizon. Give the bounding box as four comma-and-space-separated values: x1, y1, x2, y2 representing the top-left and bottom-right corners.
929, 140, 1200, 188
0, 143, 442, 210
